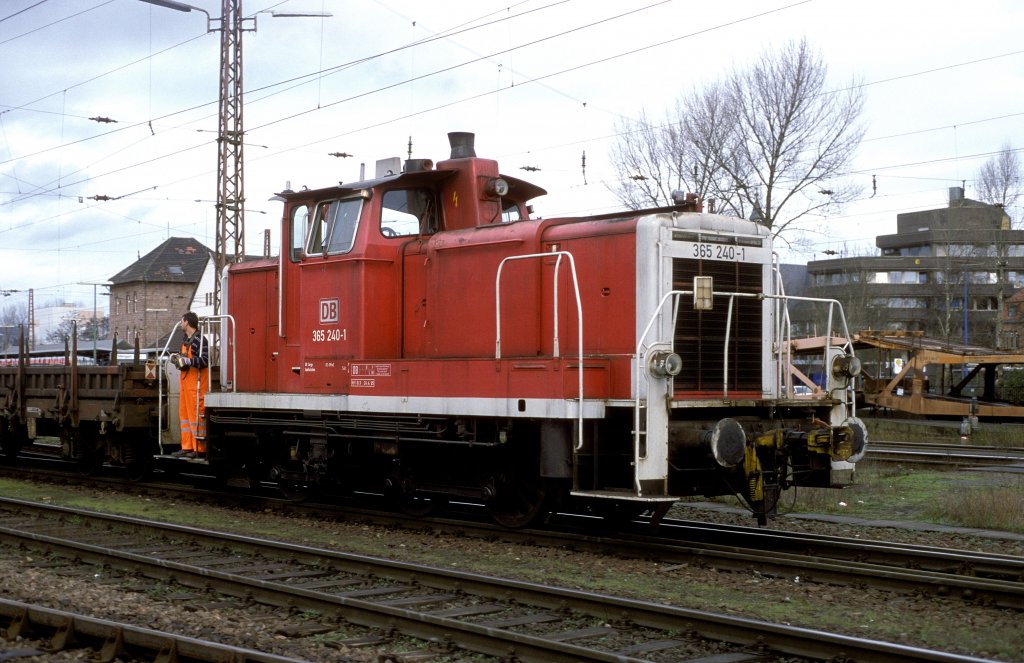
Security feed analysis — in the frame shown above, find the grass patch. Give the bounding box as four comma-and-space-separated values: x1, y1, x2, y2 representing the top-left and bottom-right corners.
930, 478, 1024, 532
776, 462, 1024, 533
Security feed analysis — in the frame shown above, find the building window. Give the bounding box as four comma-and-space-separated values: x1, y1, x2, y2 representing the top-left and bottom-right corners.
869, 271, 923, 284
900, 246, 931, 257
871, 297, 927, 308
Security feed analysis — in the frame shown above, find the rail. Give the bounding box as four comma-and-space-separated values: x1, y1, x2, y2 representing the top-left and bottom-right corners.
495, 251, 585, 448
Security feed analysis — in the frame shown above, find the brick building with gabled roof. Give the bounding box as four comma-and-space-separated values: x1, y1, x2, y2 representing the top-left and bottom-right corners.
108, 237, 215, 348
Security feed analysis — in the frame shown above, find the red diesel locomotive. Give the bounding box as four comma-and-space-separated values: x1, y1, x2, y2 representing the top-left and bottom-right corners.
202, 132, 866, 526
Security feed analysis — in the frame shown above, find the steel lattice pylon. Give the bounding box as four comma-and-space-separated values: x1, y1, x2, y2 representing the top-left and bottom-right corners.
213, 0, 252, 318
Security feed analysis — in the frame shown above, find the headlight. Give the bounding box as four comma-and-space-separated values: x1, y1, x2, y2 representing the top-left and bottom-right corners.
648, 350, 683, 377
487, 177, 509, 197
831, 353, 862, 379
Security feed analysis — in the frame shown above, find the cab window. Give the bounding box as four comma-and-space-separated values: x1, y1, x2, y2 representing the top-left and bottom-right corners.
501, 199, 523, 223
289, 205, 309, 262
381, 188, 438, 237
307, 197, 363, 255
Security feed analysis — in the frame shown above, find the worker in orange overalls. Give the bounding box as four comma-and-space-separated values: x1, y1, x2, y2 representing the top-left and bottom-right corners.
170, 311, 208, 458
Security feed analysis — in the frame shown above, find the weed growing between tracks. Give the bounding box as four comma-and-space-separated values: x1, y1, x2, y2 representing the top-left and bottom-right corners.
769, 462, 1024, 534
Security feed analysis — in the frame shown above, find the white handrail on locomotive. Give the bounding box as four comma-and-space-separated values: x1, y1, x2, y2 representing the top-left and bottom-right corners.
205, 314, 236, 393
155, 314, 236, 454
494, 251, 585, 450
771, 254, 859, 400
773, 258, 794, 398
778, 295, 857, 403
633, 286, 859, 497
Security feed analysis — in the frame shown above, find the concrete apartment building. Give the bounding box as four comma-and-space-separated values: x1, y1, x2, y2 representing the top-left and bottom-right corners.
803, 188, 1024, 349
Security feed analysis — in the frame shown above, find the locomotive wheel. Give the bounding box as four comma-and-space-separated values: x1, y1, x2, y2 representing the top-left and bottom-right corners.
271, 463, 313, 502
396, 492, 440, 517
393, 482, 438, 517
279, 478, 312, 502
485, 471, 549, 528
388, 466, 445, 517
125, 460, 150, 482
65, 428, 103, 477
124, 443, 152, 482
0, 422, 25, 462
75, 448, 103, 476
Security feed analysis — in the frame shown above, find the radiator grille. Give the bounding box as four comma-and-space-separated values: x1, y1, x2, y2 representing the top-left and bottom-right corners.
672, 258, 763, 395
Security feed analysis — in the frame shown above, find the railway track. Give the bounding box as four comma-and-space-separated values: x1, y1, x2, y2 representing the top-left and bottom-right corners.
0, 598, 309, 662
557, 514, 1024, 610
0, 496, 999, 663
3, 460, 1023, 612
866, 440, 1024, 468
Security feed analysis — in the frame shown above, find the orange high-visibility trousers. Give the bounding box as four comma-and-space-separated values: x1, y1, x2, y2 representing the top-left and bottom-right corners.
179, 367, 208, 452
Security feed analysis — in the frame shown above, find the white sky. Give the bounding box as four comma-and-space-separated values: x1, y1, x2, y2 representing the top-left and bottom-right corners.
2, 0, 1022, 314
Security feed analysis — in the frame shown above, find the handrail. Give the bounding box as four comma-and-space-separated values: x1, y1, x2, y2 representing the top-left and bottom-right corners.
156, 323, 179, 454
633, 289, 859, 495
495, 251, 585, 449
156, 314, 236, 453
771, 293, 858, 417
772, 256, 791, 398
634, 289, 689, 488
204, 314, 237, 392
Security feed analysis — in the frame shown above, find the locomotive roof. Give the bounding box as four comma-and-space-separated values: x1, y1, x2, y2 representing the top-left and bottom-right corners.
275, 166, 547, 203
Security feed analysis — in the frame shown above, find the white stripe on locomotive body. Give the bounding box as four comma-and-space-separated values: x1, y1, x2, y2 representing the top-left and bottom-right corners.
205, 391, 606, 419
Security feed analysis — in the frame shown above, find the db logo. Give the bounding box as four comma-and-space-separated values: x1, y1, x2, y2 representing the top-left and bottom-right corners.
319, 298, 340, 324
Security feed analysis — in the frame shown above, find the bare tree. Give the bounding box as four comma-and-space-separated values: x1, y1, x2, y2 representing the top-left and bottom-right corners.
976, 143, 1023, 227
609, 38, 866, 246
608, 89, 750, 214
676, 83, 753, 219
1, 303, 28, 355
45, 315, 109, 346
607, 110, 684, 210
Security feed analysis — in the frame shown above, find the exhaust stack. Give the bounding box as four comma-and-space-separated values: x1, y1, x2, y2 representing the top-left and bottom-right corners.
448, 132, 476, 159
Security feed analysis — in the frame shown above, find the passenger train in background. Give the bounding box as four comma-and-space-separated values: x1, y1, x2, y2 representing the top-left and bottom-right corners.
0, 132, 866, 527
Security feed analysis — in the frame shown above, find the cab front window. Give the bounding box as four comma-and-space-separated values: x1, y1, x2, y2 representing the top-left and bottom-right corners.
381, 188, 438, 237
307, 197, 363, 255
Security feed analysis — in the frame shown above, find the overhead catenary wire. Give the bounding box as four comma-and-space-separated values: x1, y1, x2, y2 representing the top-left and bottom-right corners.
1, 1, 1021, 293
